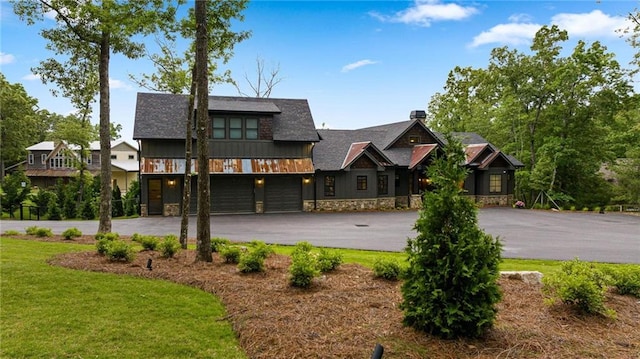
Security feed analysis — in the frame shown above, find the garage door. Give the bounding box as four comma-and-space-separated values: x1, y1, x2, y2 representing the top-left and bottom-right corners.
211, 176, 254, 213
265, 176, 302, 213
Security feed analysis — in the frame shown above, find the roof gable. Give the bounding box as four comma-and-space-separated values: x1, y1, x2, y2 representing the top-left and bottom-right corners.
409, 144, 438, 169
384, 120, 443, 150
341, 141, 392, 170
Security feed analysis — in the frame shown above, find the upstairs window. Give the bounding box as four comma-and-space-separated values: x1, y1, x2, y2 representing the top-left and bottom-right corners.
409, 136, 420, 144
28, 154, 34, 165
41, 154, 47, 164
211, 116, 260, 140
128, 154, 135, 160
110, 154, 117, 160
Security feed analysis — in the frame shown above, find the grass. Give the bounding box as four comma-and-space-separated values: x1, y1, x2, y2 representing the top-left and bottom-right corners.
0, 238, 246, 359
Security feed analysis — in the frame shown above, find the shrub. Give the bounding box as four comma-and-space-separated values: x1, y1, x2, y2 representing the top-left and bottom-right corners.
373, 258, 403, 280
105, 240, 136, 262
131, 233, 143, 243
316, 249, 343, 273
62, 227, 82, 240
159, 235, 181, 258
46, 196, 62, 220
25, 226, 39, 235
95, 232, 119, 241
96, 239, 111, 255
570, 206, 577, 211
289, 241, 320, 288
211, 237, 231, 252
3, 230, 20, 236
607, 267, 640, 297
248, 240, 274, 259
95, 233, 120, 255
582, 207, 590, 211
80, 197, 96, 220
219, 246, 242, 264
593, 206, 601, 213
543, 258, 614, 317
401, 137, 502, 339
238, 251, 266, 273
139, 235, 160, 251
32, 227, 52, 237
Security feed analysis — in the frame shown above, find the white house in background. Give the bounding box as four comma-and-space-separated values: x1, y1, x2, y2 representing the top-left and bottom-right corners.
25, 140, 139, 193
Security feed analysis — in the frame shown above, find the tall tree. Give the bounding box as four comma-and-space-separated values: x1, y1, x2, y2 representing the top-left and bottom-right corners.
234, 55, 284, 98
13, 0, 180, 233
195, 0, 212, 262
130, 1, 249, 249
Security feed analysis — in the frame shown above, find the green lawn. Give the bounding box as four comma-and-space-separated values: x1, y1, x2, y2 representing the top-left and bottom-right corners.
0, 238, 246, 359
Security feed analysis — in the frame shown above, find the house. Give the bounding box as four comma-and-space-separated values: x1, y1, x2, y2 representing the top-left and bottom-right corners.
133, 92, 319, 216
313, 111, 524, 210
133, 93, 522, 216
24, 140, 139, 193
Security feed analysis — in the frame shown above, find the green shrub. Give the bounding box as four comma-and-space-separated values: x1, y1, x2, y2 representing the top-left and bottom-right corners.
105, 240, 136, 262
139, 235, 160, 251
159, 235, 181, 258
46, 196, 62, 220
607, 267, 640, 297
95, 232, 119, 241
131, 233, 143, 243
219, 246, 242, 264
570, 206, 577, 211
25, 226, 39, 235
373, 258, 403, 280
80, 197, 95, 220
238, 251, 266, 273
3, 230, 20, 236
582, 207, 590, 211
316, 248, 343, 273
34, 227, 52, 237
248, 240, 274, 259
62, 227, 82, 240
211, 237, 231, 252
543, 258, 614, 317
96, 238, 111, 255
289, 241, 320, 288
593, 206, 601, 213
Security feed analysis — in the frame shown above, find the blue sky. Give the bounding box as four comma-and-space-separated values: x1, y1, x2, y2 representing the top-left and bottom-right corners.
1, 1, 637, 142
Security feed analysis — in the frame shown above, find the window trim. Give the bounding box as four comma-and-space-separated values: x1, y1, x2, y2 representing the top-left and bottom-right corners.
211, 116, 260, 140
489, 174, 502, 193
357, 175, 367, 191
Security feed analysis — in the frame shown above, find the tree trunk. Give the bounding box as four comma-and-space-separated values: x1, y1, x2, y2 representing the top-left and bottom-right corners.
195, 0, 212, 262
98, 33, 112, 234
179, 64, 197, 249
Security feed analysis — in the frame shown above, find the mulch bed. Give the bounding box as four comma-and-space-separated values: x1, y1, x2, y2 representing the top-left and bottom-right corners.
12, 235, 640, 358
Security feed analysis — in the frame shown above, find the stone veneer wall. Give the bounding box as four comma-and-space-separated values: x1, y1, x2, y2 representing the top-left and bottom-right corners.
140, 204, 147, 217
163, 203, 180, 217
395, 196, 409, 208
255, 201, 264, 214
315, 198, 395, 211
409, 195, 423, 209
303, 200, 315, 212
474, 194, 514, 206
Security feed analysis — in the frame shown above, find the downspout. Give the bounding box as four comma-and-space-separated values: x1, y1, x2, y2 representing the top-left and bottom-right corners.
137, 139, 142, 216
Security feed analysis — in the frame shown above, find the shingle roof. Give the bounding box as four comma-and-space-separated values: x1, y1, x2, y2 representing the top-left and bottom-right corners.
134, 92, 319, 142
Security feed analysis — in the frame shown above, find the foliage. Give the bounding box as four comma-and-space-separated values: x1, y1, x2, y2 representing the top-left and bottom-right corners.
247, 240, 274, 259
211, 237, 231, 252
123, 180, 140, 216
104, 240, 136, 262
543, 258, 614, 317
289, 241, 320, 288
3, 230, 20, 236
30, 189, 55, 212
80, 197, 96, 220
401, 137, 502, 339
1, 171, 31, 213
95, 232, 119, 241
111, 184, 124, 218
238, 251, 266, 273
159, 235, 181, 258
219, 246, 242, 264
373, 258, 404, 280
95, 239, 111, 255
316, 248, 343, 273
139, 235, 160, 251
25, 226, 39, 235
61, 227, 82, 240
46, 195, 62, 220
25, 227, 53, 237
604, 266, 640, 297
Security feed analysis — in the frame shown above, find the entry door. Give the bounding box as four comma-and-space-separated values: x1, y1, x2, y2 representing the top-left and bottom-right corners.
148, 179, 163, 215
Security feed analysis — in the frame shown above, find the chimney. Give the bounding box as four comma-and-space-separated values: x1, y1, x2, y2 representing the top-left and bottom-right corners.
410, 110, 427, 120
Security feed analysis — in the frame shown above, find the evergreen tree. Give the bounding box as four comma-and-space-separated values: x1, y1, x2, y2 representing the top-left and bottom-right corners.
80, 196, 95, 220
123, 180, 140, 216
111, 184, 124, 218
401, 136, 502, 339
47, 195, 62, 220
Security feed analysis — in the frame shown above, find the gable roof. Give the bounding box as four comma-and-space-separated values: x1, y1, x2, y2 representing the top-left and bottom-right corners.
341, 141, 393, 170
133, 92, 319, 142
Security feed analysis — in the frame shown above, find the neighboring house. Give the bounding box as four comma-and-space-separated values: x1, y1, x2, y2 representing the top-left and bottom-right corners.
133, 92, 319, 216
133, 93, 522, 216
24, 140, 139, 193
313, 111, 524, 210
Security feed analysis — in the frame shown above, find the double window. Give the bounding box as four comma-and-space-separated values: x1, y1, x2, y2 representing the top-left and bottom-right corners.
212, 117, 259, 140
489, 174, 502, 193
324, 176, 335, 197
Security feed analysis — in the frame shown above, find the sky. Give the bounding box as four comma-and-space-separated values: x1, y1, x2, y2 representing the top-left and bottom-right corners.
1, 1, 638, 142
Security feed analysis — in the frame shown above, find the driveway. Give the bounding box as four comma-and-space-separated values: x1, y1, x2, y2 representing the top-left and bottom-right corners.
1, 207, 638, 263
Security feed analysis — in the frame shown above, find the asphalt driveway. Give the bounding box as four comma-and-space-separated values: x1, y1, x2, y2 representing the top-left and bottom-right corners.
1, 207, 638, 263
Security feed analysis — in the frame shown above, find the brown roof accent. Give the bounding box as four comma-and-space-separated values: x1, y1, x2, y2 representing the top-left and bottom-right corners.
478, 151, 501, 169
340, 142, 393, 170
25, 169, 100, 177
141, 158, 314, 175
464, 143, 489, 164
341, 142, 370, 169
409, 144, 438, 169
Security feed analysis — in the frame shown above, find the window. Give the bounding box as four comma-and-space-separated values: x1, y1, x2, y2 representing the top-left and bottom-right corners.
128, 154, 135, 160
50, 153, 73, 169
28, 154, 34, 165
86, 155, 92, 165
110, 154, 117, 160
409, 136, 420, 144
489, 174, 502, 193
377, 175, 388, 195
211, 116, 260, 140
41, 154, 47, 164
357, 176, 367, 191
324, 176, 335, 197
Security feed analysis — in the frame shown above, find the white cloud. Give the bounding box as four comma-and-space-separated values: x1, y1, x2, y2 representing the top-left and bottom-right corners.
508, 13, 532, 23
341, 59, 378, 73
109, 78, 131, 90
370, 0, 478, 27
22, 73, 41, 81
0, 52, 16, 65
551, 10, 628, 38
470, 23, 542, 48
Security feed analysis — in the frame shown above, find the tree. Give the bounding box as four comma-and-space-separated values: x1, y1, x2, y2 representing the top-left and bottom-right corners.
130, 1, 249, 249
195, 0, 212, 262
401, 137, 502, 339
234, 55, 284, 98
0, 74, 42, 178
0, 171, 31, 216
12, 0, 180, 234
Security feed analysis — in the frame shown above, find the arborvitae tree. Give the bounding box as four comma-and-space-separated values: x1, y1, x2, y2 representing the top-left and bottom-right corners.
80, 196, 95, 220
111, 184, 124, 218
123, 180, 140, 216
401, 136, 502, 339
47, 195, 62, 220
